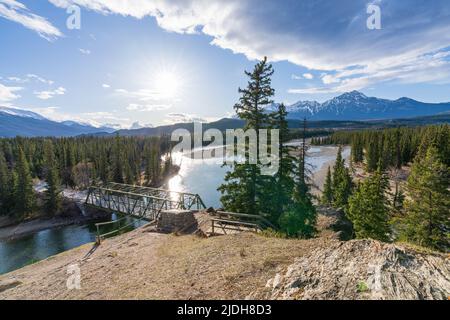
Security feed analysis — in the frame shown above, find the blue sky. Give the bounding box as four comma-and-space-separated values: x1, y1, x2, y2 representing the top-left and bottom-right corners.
1, 0, 450, 128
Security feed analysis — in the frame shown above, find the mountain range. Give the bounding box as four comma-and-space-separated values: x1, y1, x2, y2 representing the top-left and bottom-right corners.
0, 106, 116, 137
1, 91, 449, 137
264, 91, 450, 120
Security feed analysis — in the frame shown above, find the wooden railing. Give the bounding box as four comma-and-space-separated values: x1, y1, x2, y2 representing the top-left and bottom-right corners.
210, 211, 277, 235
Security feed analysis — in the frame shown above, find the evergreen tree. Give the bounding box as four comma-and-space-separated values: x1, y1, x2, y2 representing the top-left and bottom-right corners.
269, 103, 295, 223
279, 118, 316, 237
321, 166, 333, 206
332, 146, 352, 209
111, 134, 124, 183
365, 133, 379, 172
0, 152, 12, 215
219, 57, 274, 216
399, 147, 449, 250
43, 140, 61, 215
13, 147, 35, 218
351, 135, 364, 163
347, 166, 390, 241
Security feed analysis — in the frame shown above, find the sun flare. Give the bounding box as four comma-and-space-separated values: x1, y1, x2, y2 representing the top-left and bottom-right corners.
154, 71, 182, 99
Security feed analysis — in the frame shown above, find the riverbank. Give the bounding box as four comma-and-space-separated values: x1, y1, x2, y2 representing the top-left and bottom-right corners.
0, 200, 109, 242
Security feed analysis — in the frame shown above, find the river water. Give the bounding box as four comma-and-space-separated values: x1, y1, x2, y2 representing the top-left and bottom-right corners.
0, 144, 349, 275
0, 214, 146, 275
167, 144, 350, 208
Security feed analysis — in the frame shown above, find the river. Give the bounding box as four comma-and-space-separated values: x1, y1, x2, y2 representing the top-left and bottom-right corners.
167, 144, 350, 207
0, 144, 349, 275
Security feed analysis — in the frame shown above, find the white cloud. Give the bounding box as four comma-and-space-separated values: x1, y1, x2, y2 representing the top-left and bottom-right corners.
0, 83, 22, 101
291, 74, 302, 80
102, 83, 110, 88
27, 73, 54, 85
166, 112, 217, 124
126, 103, 171, 112
115, 88, 163, 101
79, 48, 91, 55
321, 74, 340, 85
7, 76, 27, 83
303, 73, 314, 80
48, 0, 450, 93
0, 0, 62, 40
290, 49, 450, 94
34, 86, 66, 100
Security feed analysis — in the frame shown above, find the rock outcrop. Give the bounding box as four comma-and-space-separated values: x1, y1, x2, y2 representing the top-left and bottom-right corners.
260, 240, 449, 300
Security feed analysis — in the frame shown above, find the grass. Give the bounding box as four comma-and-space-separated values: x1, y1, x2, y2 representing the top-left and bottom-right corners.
152, 232, 331, 299
357, 281, 369, 293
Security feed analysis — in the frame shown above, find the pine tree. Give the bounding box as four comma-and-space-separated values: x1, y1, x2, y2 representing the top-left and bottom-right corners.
43, 140, 61, 215
332, 146, 352, 209
268, 103, 295, 224
279, 118, 316, 238
365, 134, 379, 172
347, 166, 390, 241
351, 135, 364, 163
321, 166, 333, 206
111, 134, 124, 183
219, 57, 274, 216
13, 147, 35, 218
399, 146, 449, 250
0, 152, 12, 215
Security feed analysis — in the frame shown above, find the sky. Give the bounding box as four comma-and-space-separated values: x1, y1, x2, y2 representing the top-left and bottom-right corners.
0, 0, 450, 128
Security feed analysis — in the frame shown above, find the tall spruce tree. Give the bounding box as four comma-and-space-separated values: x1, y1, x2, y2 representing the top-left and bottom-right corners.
111, 134, 124, 183
43, 140, 61, 215
332, 146, 353, 209
347, 165, 390, 241
13, 147, 35, 218
218, 57, 274, 216
399, 146, 449, 250
0, 152, 12, 215
365, 133, 379, 172
321, 166, 333, 206
279, 118, 316, 237
269, 103, 296, 224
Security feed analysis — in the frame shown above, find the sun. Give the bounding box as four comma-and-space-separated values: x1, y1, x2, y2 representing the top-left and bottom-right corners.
154, 71, 183, 100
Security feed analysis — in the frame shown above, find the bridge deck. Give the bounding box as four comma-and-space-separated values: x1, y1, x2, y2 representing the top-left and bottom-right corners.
85, 183, 206, 221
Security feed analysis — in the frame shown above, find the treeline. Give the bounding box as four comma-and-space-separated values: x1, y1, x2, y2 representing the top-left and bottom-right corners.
320, 125, 449, 251
219, 57, 316, 237
0, 135, 174, 218
312, 125, 450, 170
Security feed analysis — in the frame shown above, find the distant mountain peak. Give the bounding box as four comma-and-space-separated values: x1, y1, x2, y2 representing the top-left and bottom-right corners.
0, 106, 47, 121
263, 91, 450, 121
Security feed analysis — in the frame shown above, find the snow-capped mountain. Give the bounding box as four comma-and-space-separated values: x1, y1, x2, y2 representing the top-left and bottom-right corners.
130, 121, 154, 130
0, 106, 115, 137
267, 91, 450, 120
0, 106, 47, 121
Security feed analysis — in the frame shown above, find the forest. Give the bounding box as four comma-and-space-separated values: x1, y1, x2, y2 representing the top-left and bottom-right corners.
315, 124, 449, 251
0, 135, 174, 219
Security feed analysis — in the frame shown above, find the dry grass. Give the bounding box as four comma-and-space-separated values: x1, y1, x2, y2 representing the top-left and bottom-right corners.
151, 233, 332, 299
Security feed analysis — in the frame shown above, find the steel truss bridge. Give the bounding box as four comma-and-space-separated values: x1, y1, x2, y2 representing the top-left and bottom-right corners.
84, 182, 206, 240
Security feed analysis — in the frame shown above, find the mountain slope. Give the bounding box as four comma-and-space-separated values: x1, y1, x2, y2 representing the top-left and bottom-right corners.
0, 107, 112, 137
279, 91, 450, 120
